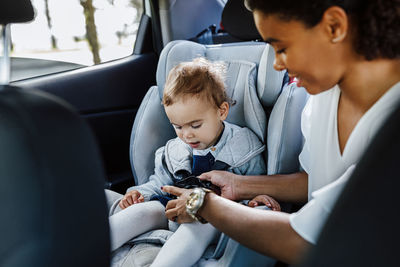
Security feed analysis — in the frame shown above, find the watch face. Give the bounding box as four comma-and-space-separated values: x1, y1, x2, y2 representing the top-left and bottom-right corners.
187, 192, 200, 210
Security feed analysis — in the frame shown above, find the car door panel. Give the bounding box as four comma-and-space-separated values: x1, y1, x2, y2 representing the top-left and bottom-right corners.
13, 53, 158, 192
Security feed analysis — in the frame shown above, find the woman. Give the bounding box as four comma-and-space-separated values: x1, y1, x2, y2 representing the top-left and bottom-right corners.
162, 0, 400, 264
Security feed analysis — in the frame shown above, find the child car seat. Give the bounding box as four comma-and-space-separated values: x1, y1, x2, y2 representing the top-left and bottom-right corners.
130, 40, 283, 185
126, 39, 308, 266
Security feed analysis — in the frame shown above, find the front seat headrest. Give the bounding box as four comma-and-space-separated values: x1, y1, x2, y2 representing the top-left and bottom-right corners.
0, 87, 110, 266
221, 0, 262, 41
0, 0, 34, 24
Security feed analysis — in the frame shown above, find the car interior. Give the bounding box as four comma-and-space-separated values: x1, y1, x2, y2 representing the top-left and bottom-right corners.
1, 0, 399, 266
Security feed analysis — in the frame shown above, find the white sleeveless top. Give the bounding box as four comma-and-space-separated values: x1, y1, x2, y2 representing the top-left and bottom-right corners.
299, 82, 400, 200
291, 81, 400, 243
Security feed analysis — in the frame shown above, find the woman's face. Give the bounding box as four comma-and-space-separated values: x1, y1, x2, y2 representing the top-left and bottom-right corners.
253, 10, 348, 95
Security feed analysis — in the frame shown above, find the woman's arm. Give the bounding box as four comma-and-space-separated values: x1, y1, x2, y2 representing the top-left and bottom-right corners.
163, 186, 311, 264
200, 171, 308, 203
199, 193, 311, 264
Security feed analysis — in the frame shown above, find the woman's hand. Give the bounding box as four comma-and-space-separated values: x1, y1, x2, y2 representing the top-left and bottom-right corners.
119, 190, 144, 209
162, 186, 195, 224
248, 195, 281, 211
199, 170, 240, 200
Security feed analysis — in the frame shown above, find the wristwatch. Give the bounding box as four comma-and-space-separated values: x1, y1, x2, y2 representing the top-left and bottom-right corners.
186, 187, 212, 223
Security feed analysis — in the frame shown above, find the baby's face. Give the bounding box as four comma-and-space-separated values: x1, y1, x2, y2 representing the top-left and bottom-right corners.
164, 96, 229, 150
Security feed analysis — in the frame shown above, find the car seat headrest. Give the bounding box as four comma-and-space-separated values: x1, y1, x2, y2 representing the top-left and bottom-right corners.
220, 0, 261, 41
0, 0, 34, 24
154, 40, 285, 143
156, 41, 206, 97
257, 45, 285, 106
157, 40, 284, 106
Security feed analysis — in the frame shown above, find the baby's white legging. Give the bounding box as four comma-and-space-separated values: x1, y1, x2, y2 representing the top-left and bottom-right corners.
151, 222, 218, 267
106, 189, 219, 266
109, 200, 168, 250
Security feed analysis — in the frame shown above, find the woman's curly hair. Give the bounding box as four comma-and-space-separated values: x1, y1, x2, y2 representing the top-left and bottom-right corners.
245, 0, 400, 60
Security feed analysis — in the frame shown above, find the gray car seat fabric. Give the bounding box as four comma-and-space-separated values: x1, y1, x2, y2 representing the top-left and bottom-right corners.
130, 85, 175, 186
266, 79, 308, 175
256, 46, 308, 175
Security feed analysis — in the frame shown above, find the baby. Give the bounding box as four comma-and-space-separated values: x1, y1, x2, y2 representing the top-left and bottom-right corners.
107, 57, 278, 266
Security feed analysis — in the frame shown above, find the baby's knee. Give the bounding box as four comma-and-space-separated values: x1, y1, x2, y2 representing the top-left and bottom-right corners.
104, 189, 123, 215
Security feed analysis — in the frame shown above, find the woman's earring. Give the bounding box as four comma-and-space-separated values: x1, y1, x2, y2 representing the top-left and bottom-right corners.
331, 34, 345, 43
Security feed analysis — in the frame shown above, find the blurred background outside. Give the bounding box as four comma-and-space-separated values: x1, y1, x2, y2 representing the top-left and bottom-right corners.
8, 0, 143, 80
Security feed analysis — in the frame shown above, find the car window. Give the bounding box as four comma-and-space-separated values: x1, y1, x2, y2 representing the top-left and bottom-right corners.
10, 0, 143, 81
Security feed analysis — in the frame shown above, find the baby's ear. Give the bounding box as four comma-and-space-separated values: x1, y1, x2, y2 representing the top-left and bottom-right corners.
219, 102, 230, 120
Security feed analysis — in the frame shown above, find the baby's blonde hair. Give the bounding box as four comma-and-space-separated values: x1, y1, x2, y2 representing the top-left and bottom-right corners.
162, 57, 228, 108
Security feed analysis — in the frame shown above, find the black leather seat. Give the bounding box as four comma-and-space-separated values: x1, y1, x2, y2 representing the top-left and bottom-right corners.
298, 103, 400, 267
191, 0, 262, 44
0, 1, 110, 266
220, 0, 262, 41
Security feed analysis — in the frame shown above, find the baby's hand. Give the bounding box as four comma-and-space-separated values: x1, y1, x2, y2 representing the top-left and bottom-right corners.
119, 190, 144, 209
248, 195, 281, 211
